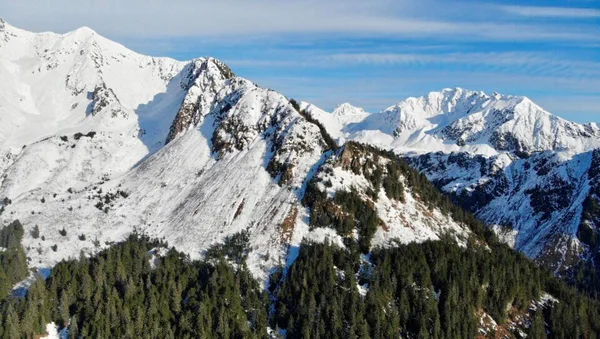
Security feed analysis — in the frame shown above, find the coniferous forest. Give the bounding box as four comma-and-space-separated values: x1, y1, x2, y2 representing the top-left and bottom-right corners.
0, 233, 269, 338
0, 226, 599, 338
275, 239, 600, 338
0, 221, 28, 301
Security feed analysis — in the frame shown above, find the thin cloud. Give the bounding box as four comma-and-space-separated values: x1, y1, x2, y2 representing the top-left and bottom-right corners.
0, 0, 451, 37
502, 5, 600, 18
535, 96, 600, 123
0, 0, 597, 43
0, 1, 596, 123
229, 52, 600, 78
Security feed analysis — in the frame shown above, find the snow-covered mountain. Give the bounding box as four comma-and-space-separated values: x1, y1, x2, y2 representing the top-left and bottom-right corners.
304, 88, 600, 274
300, 102, 369, 143
305, 88, 600, 156
0, 21, 473, 282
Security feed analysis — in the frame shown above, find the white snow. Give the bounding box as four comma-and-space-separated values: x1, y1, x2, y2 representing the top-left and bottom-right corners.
536, 292, 559, 309
371, 183, 469, 248
0, 21, 327, 281
307, 88, 600, 157
2, 20, 476, 283
41, 323, 68, 339
148, 247, 169, 269
357, 283, 369, 297
300, 101, 369, 144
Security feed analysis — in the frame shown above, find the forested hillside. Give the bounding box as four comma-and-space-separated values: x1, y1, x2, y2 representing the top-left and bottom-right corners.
3, 138, 599, 338
0, 221, 28, 300
0, 234, 269, 338
1, 230, 599, 338
275, 240, 600, 338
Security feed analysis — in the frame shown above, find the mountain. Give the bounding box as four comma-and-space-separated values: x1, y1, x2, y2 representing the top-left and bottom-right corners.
299, 102, 370, 142
1, 21, 600, 339
0, 21, 472, 282
304, 87, 600, 275
305, 87, 600, 155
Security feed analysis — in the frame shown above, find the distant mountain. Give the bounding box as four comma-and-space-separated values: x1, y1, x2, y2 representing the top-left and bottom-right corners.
305, 87, 599, 155
304, 88, 600, 275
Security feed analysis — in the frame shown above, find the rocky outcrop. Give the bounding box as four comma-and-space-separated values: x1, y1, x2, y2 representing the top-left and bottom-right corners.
165, 58, 237, 144
88, 82, 123, 117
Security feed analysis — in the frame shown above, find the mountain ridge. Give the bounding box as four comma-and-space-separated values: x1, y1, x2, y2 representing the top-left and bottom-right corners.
1, 20, 599, 284
0, 21, 475, 284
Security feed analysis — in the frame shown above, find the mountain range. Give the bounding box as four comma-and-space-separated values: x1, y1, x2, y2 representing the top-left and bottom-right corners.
303, 89, 600, 276
1, 19, 599, 286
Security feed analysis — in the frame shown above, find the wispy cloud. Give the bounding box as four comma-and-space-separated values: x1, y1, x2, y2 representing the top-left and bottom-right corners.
534, 96, 600, 123
502, 5, 600, 18
0, 0, 452, 37
1, 0, 598, 43
228, 52, 600, 78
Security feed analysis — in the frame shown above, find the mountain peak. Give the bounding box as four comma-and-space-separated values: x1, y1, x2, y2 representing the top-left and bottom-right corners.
329, 87, 600, 156
59, 26, 102, 47
0, 18, 10, 32
332, 103, 367, 117
68, 26, 97, 37
437, 87, 485, 99
392, 88, 535, 118
440, 86, 466, 94
0, 20, 98, 41
165, 57, 238, 144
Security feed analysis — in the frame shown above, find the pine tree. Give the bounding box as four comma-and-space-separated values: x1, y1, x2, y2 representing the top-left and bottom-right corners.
529, 310, 547, 339
3, 303, 21, 339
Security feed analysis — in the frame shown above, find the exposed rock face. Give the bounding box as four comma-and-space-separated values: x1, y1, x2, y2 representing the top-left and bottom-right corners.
165, 58, 236, 144
408, 149, 599, 274
575, 150, 600, 268
88, 82, 122, 117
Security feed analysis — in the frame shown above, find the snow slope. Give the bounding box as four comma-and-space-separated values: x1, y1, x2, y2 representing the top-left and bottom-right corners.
0, 18, 188, 200
300, 102, 370, 143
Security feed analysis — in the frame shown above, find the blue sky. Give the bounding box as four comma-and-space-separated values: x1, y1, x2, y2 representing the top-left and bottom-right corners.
1, 0, 599, 123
